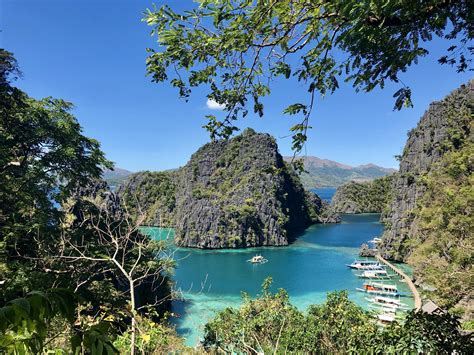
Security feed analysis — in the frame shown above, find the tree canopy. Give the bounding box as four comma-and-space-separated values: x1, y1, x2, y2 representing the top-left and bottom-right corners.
0, 50, 180, 353
144, 0, 473, 154
203, 278, 473, 353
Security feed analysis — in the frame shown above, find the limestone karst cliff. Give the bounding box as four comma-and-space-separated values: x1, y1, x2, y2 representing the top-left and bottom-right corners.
380, 80, 473, 318
119, 129, 338, 248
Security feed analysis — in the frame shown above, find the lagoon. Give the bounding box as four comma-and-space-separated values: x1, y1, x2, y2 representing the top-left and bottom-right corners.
143, 212, 415, 346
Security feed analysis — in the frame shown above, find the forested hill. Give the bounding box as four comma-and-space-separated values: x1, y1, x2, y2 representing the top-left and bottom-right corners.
380, 80, 473, 321
283, 156, 396, 188
330, 175, 394, 214
118, 129, 339, 249
102, 167, 132, 188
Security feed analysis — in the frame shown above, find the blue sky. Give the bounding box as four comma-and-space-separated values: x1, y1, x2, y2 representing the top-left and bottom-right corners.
1, 0, 471, 171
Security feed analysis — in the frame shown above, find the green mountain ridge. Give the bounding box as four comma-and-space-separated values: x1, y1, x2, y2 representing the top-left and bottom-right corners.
283, 156, 397, 188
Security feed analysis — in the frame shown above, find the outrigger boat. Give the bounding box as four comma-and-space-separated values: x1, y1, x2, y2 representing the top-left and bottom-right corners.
247, 255, 268, 264
347, 260, 383, 270
377, 313, 396, 324
356, 269, 392, 279
366, 296, 407, 308
356, 282, 399, 296
369, 237, 382, 244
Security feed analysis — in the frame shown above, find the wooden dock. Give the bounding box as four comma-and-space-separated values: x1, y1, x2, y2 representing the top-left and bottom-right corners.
375, 254, 422, 310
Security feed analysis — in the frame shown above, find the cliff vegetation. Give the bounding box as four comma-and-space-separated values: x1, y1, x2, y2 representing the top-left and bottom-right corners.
381, 81, 473, 321
119, 129, 338, 248
330, 175, 394, 214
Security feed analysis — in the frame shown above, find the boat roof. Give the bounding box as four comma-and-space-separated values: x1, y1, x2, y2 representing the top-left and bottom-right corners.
378, 314, 395, 322
375, 296, 400, 302
367, 282, 398, 289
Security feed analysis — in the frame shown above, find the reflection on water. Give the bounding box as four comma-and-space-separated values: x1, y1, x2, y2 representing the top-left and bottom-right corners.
143, 214, 414, 346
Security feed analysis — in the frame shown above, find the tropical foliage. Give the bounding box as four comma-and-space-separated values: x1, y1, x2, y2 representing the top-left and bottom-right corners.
407, 110, 473, 312
331, 174, 394, 213
0, 50, 177, 353
144, 0, 473, 154
0, 289, 117, 354
204, 278, 473, 354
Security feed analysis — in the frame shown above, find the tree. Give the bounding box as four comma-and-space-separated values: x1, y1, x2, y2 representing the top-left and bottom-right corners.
144, 0, 473, 156
0, 49, 112, 300
0, 50, 179, 354
0, 289, 117, 354
53, 196, 176, 355
203, 279, 473, 353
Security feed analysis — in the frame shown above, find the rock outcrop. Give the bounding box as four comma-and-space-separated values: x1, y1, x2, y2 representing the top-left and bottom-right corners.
380, 81, 473, 260
379, 80, 473, 319
330, 175, 394, 214
119, 129, 338, 248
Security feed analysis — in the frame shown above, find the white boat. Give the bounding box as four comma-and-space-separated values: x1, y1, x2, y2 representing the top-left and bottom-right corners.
356, 269, 391, 279
369, 303, 398, 312
347, 260, 383, 270
371, 304, 398, 313
377, 313, 396, 323
247, 255, 268, 264
367, 296, 406, 307
369, 237, 382, 244
356, 282, 399, 296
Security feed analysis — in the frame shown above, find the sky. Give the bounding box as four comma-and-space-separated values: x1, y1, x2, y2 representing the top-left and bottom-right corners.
1, 0, 472, 171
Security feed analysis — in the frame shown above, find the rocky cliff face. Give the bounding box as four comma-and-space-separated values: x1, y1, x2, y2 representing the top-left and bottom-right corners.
379, 81, 473, 319
119, 129, 337, 248
380, 81, 473, 260
330, 175, 394, 214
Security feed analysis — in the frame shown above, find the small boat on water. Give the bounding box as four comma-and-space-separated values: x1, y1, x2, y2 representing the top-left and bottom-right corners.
247, 255, 268, 264
377, 313, 396, 324
366, 296, 407, 307
347, 260, 383, 270
356, 269, 392, 279
369, 237, 382, 244
356, 282, 399, 296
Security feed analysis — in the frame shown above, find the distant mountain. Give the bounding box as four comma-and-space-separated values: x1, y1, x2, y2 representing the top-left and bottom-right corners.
283, 156, 397, 188
102, 168, 133, 187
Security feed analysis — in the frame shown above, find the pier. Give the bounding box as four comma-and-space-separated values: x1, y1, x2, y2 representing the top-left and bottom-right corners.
375, 254, 422, 310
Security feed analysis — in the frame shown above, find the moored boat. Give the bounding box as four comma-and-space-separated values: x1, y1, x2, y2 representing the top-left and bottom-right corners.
356, 269, 391, 279
366, 295, 406, 307
369, 237, 382, 244
377, 313, 396, 324
356, 282, 399, 296
346, 260, 383, 270
247, 255, 268, 264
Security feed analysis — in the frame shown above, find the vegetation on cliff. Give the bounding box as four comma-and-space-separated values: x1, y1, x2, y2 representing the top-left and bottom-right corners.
120, 129, 337, 248
381, 81, 473, 321
331, 175, 394, 214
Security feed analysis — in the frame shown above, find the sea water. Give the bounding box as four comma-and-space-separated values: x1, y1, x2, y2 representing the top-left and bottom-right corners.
311, 187, 337, 202
143, 213, 415, 346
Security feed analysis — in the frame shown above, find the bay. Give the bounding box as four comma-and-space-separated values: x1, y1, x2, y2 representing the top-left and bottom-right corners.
143, 213, 415, 346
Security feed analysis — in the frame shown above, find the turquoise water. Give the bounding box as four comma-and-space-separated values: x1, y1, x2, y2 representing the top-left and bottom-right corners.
144, 214, 415, 346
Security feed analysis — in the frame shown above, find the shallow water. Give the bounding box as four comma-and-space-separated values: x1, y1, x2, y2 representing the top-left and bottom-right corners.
143, 213, 415, 346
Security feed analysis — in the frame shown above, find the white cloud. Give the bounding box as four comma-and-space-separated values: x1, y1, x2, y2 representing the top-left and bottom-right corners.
206, 98, 226, 110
